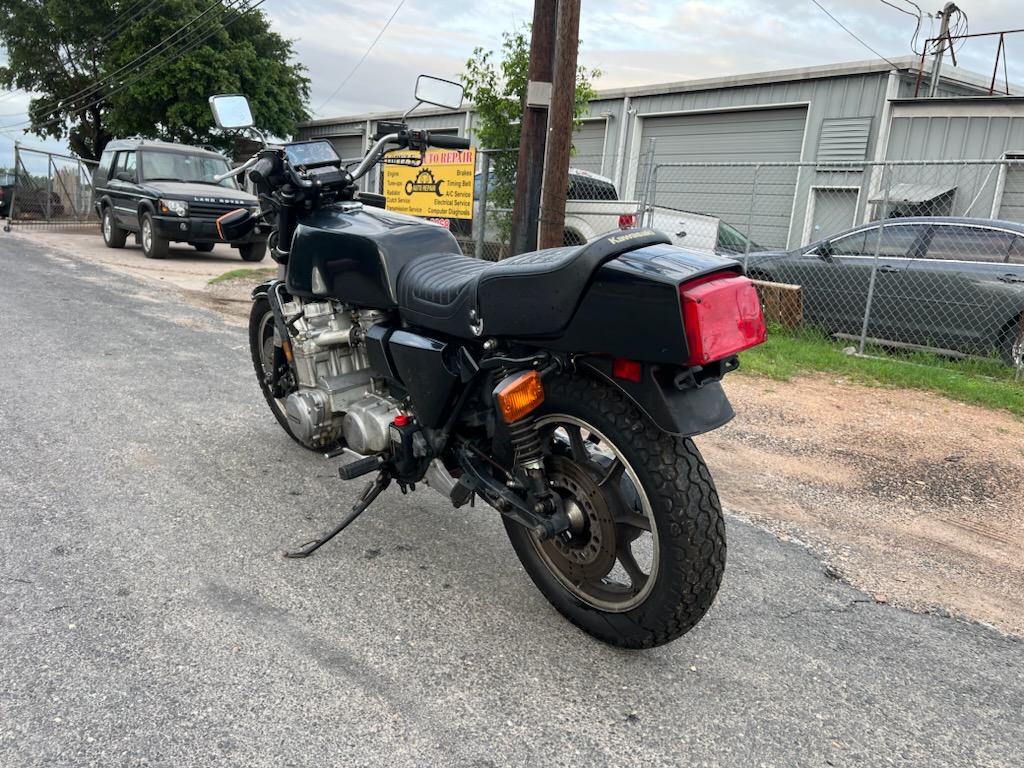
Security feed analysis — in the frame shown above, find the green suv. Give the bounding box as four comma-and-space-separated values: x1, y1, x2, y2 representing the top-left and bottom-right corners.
92, 138, 268, 261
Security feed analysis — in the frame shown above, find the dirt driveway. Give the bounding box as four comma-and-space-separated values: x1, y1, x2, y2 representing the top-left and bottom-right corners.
9, 225, 1024, 637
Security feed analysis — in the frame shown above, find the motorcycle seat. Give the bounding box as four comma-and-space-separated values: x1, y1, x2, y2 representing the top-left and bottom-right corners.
397, 228, 670, 338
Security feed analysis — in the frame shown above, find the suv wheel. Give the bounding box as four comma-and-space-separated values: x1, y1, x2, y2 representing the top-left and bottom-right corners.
102, 207, 128, 249
239, 241, 267, 262
141, 212, 168, 259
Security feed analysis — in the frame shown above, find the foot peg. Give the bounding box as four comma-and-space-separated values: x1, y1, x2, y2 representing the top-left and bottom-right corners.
338, 455, 382, 480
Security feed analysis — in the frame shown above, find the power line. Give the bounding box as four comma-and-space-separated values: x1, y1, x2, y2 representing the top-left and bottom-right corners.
810, 0, 903, 70
313, 0, 407, 116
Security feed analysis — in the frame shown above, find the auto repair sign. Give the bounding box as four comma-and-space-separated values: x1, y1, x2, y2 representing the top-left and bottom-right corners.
383, 148, 475, 230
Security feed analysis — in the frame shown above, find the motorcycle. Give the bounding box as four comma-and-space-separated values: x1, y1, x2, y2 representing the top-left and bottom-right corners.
210, 76, 767, 649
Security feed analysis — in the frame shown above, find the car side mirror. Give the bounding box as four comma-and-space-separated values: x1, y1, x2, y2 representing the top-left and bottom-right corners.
115, 171, 135, 183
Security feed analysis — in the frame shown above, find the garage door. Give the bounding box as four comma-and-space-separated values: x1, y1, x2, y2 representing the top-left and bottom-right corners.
570, 120, 608, 176
637, 107, 807, 249
330, 134, 367, 165
997, 160, 1024, 225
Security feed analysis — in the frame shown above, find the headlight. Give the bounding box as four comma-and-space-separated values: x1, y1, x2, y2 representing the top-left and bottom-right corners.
159, 199, 188, 217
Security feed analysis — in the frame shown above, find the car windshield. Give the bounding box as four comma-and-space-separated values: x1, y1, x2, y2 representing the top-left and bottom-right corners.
139, 150, 237, 188
717, 219, 761, 253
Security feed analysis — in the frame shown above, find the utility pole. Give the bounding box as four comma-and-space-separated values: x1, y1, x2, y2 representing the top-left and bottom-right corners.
537, 0, 582, 250
509, 0, 556, 257
928, 2, 958, 97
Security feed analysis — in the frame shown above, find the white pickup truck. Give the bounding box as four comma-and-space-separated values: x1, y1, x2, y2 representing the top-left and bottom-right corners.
473, 167, 761, 255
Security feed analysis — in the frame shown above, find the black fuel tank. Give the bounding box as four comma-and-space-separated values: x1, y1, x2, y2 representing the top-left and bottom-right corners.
286, 205, 462, 308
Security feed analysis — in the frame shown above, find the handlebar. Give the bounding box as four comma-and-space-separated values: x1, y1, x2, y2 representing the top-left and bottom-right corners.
428, 134, 471, 150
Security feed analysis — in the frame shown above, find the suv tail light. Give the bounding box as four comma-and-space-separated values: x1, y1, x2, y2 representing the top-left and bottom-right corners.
680, 273, 767, 365
618, 214, 636, 230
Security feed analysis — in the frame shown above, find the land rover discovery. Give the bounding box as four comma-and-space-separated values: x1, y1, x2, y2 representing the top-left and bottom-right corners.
93, 138, 268, 261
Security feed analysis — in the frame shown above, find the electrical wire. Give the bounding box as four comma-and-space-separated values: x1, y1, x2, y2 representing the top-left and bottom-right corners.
313, 0, 407, 116
810, 0, 903, 70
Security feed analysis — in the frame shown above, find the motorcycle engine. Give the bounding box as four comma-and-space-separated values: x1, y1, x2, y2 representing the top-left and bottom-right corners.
279, 300, 402, 451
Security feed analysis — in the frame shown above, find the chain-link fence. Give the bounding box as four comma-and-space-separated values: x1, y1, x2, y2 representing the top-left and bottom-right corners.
460, 148, 640, 261
2, 146, 97, 231
644, 158, 1024, 374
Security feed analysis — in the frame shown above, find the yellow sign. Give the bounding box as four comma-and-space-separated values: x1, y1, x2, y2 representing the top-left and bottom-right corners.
383, 148, 475, 230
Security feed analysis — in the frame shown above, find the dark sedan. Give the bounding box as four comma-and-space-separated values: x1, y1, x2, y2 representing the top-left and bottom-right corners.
743, 216, 1024, 366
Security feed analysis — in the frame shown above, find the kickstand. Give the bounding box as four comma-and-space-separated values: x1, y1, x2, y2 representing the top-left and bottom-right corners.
284, 471, 391, 558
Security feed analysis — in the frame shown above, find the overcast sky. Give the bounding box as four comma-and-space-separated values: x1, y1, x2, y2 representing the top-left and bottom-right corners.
2, 0, 1023, 162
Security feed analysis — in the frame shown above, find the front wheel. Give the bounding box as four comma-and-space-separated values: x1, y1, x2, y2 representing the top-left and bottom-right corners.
140, 212, 168, 259
502, 375, 726, 649
249, 296, 314, 450
239, 241, 267, 262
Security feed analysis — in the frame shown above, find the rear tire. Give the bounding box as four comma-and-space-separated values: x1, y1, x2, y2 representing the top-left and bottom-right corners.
101, 207, 127, 248
502, 375, 726, 649
999, 316, 1024, 368
193, 242, 215, 253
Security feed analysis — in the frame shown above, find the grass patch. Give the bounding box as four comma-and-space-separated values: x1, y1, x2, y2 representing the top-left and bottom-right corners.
208, 267, 276, 286
740, 323, 1024, 417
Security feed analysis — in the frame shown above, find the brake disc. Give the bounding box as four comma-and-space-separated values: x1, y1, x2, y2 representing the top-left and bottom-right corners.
538, 456, 618, 582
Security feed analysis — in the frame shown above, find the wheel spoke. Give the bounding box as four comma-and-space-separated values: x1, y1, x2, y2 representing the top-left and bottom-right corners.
566, 424, 588, 462
615, 541, 650, 591
614, 508, 651, 533
597, 457, 625, 488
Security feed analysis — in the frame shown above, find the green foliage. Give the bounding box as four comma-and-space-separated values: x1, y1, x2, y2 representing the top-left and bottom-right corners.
460, 25, 599, 241
0, 0, 310, 161
741, 322, 1024, 417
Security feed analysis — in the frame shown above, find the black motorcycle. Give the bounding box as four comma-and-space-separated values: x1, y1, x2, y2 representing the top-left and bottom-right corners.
210, 77, 767, 649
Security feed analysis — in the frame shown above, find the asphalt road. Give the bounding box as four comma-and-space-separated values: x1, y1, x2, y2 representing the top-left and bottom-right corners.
1, 234, 1022, 768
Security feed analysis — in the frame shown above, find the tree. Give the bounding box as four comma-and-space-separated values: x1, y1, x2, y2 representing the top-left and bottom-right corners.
461, 25, 598, 242
0, 0, 310, 160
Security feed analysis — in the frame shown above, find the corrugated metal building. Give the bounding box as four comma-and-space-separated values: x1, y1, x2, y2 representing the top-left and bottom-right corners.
296, 55, 1022, 248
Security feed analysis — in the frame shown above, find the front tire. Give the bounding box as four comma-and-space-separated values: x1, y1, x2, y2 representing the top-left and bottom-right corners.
502, 375, 726, 649
249, 296, 317, 450
101, 207, 127, 248
140, 212, 168, 259
239, 241, 267, 262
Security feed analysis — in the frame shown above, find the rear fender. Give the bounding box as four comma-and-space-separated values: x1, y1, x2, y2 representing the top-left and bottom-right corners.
575, 356, 735, 437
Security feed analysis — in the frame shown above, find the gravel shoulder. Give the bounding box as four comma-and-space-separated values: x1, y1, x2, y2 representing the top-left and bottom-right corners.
9, 225, 1023, 637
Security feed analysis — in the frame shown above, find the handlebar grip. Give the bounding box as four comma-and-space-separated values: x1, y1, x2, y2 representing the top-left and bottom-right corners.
429, 134, 471, 150
248, 156, 279, 187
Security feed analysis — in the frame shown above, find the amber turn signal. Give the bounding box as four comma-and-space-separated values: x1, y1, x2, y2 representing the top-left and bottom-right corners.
494, 370, 545, 424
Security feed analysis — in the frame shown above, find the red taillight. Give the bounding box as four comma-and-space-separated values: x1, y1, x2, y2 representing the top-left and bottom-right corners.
680, 274, 767, 366
618, 214, 636, 230
612, 358, 642, 383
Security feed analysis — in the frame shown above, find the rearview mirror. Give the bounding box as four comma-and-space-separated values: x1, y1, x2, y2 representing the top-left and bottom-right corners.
414, 76, 464, 110
209, 94, 254, 130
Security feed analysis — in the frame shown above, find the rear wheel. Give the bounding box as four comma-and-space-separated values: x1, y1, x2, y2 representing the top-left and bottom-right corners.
999, 316, 1024, 368
193, 242, 215, 253
140, 212, 168, 259
101, 207, 127, 248
502, 375, 726, 649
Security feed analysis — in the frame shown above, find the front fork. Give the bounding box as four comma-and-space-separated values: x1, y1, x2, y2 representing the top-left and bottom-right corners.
254, 279, 296, 398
